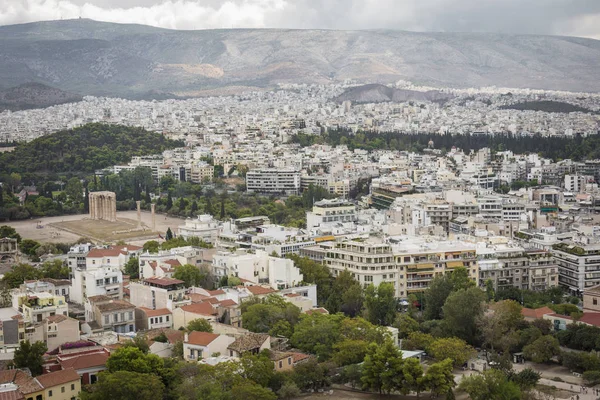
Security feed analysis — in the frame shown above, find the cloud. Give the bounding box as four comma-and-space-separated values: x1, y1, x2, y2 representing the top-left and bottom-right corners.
1, 0, 600, 39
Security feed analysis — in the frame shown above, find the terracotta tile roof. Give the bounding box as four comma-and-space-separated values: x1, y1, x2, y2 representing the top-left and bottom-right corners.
36, 368, 79, 389
186, 331, 220, 346
216, 299, 237, 307
40, 278, 71, 286
269, 351, 293, 361
59, 352, 109, 371
163, 259, 181, 267
180, 303, 216, 316
13, 370, 42, 394
580, 312, 600, 327
227, 333, 269, 353
0, 370, 17, 384
305, 307, 329, 315
138, 307, 172, 318
245, 286, 277, 296
521, 306, 554, 319
284, 293, 301, 297
96, 300, 135, 313
189, 293, 210, 303
206, 289, 225, 296
87, 295, 113, 303
87, 248, 125, 258
144, 277, 185, 286
0, 390, 24, 400
292, 352, 311, 363
46, 314, 69, 323
204, 298, 219, 304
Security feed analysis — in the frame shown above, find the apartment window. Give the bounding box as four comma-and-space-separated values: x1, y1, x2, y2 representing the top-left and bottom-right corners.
62, 387, 65, 393
48, 391, 52, 397
114, 313, 119, 322
594, 298, 598, 306
104, 315, 109, 324
166, 316, 170, 322
150, 318, 154, 324
279, 361, 283, 368
71, 384, 75, 390
364, 276, 373, 282
112, 277, 118, 283
288, 358, 292, 365
129, 312, 133, 320
159, 317, 163, 323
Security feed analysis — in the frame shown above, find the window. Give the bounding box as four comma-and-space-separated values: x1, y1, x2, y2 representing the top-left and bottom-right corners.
71, 384, 75, 390
279, 361, 283, 368
49, 391, 53, 397
114, 313, 119, 322
104, 315, 109, 324
166, 316, 170, 322
62, 387, 65, 393
288, 358, 291, 365
129, 311, 133, 320
594, 298, 598, 305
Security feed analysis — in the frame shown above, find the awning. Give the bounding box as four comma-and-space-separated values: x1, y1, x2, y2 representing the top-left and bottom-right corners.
446, 261, 464, 268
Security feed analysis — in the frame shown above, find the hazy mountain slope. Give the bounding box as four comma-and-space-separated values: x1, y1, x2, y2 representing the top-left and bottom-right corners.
1, 19, 600, 98
334, 84, 453, 103
0, 82, 82, 111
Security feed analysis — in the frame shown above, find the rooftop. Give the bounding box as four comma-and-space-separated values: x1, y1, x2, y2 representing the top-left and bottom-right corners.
186, 331, 220, 346
36, 368, 79, 389
227, 333, 269, 353
95, 300, 135, 313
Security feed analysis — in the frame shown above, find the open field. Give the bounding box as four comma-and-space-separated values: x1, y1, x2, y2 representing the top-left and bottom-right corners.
3, 211, 186, 244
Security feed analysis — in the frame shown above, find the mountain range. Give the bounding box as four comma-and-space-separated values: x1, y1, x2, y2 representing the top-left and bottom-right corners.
1, 19, 600, 99
0, 82, 82, 111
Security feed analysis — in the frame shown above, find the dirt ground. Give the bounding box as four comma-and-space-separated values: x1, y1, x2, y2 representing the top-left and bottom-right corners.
4, 211, 186, 245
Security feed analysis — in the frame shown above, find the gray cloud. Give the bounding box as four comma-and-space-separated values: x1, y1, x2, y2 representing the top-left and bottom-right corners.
1, 0, 599, 39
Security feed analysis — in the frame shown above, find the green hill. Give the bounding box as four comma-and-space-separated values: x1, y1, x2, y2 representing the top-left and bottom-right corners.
0, 123, 184, 174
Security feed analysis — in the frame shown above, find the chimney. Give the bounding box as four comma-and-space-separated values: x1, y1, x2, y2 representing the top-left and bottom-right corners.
184, 333, 189, 343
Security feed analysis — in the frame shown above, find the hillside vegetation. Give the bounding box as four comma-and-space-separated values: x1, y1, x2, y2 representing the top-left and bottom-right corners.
499, 100, 596, 114
0, 123, 183, 174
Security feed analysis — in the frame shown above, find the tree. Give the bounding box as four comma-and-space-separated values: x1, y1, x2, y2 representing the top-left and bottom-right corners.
2, 263, 40, 288
290, 313, 343, 361
332, 339, 370, 366
106, 347, 163, 374
364, 283, 396, 326
341, 284, 364, 317
277, 381, 300, 399
19, 239, 41, 257
480, 300, 523, 353
394, 313, 420, 339
166, 193, 173, 210
402, 358, 426, 396
124, 257, 139, 279
342, 364, 363, 389
424, 274, 454, 320
238, 351, 275, 387
173, 264, 206, 287
187, 318, 213, 333
510, 368, 541, 390
81, 371, 164, 400
165, 227, 174, 241
523, 335, 560, 363
65, 177, 84, 204
428, 337, 476, 367
325, 269, 363, 315
583, 370, 600, 386
12, 340, 47, 376
0, 225, 21, 242
143, 240, 159, 253
122, 335, 150, 354
459, 369, 520, 400
292, 358, 330, 391
403, 331, 435, 351
39, 259, 70, 279
422, 358, 455, 398
244, 296, 301, 337
361, 340, 404, 394
441, 287, 486, 344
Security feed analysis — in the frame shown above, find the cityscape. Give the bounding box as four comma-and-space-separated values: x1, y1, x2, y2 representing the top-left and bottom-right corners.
2, 2, 600, 400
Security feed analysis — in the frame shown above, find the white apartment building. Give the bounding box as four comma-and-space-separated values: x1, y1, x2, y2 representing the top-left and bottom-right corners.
246, 169, 301, 195
138, 246, 215, 280
212, 250, 303, 290
178, 214, 221, 242
552, 241, 600, 295
185, 162, 214, 183
306, 198, 357, 229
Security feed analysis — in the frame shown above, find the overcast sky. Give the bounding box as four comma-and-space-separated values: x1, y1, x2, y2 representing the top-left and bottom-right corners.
1, 0, 600, 39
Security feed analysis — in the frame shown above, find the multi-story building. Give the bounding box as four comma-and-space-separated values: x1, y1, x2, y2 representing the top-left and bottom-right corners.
138, 246, 215, 280
322, 239, 478, 299
178, 214, 221, 242
424, 203, 452, 232
12, 288, 68, 324
129, 277, 190, 311
86, 296, 136, 334
185, 162, 214, 183
306, 198, 357, 229
478, 197, 503, 219
478, 245, 558, 291
246, 169, 301, 195
552, 241, 600, 295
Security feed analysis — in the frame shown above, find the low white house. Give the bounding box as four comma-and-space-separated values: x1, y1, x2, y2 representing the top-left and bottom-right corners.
183, 331, 235, 361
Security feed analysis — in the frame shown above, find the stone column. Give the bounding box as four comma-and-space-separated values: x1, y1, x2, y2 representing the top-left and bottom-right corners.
136, 201, 141, 228
151, 203, 156, 232
112, 194, 117, 222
